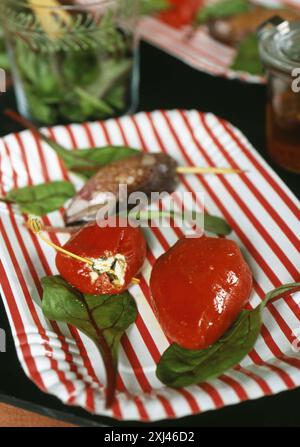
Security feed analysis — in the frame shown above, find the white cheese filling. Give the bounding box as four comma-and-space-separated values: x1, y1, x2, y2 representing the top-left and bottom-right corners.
91, 254, 127, 287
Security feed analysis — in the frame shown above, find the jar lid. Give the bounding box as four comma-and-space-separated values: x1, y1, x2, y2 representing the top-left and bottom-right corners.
259, 17, 300, 73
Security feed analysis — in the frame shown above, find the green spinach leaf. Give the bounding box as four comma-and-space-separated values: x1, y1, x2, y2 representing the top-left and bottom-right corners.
41, 275, 138, 407
32, 128, 138, 179
197, 0, 251, 24
203, 213, 232, 236
6, 181, 75, 215
51, 142, 139, 179
157, 282, 300, 387
73, 145, 139, 168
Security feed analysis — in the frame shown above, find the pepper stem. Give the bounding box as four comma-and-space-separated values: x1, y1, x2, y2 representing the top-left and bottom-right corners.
28, 216, 94, 265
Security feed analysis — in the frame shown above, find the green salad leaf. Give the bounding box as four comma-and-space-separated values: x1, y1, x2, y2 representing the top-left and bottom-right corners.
41, 275, 138, 407
42, 136, 139, 179
10, 8, 133, 125
61, 50, 102, 87
6, 181, 75, 215
88, 58, 133, 100
231, 33, 264, 75
73, 86, 114, 116
202, 213, 232, 236
105, 85, 126, 110
16, 41, 61, 96
26, 90, 59, 125
70, 145, 139, 171
197, 0, 251, 24
157, 282, 300, 387
39, 128, 139, 180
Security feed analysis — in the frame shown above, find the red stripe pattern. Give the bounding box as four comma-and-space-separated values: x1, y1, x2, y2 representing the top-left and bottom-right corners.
138, 0, 300, 83
0, 109, 299, 421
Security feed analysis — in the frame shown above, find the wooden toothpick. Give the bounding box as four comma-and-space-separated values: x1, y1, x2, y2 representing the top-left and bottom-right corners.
176, 166, 246, 175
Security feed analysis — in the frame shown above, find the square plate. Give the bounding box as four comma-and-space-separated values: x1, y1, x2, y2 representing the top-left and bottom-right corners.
0, 109, 299, 421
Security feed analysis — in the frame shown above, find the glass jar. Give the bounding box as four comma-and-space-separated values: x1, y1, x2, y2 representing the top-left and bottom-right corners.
0, 0, 139, 125
258, 18, 300, 173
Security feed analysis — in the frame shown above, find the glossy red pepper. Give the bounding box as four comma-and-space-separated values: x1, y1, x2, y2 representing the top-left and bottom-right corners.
150, 235, 253, 349
159, 0, 203, 28
56, 220, 146, 295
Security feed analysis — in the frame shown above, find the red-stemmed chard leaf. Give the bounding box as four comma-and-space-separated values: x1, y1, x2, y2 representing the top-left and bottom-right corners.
5, 109, 138, 179
41, 275, 137, 408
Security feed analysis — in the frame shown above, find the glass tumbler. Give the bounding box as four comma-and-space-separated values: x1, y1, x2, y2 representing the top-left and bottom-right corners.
0, 0, 139, 125
259, 18, 300, 173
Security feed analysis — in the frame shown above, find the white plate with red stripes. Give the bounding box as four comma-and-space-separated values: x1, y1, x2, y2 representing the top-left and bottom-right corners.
138, 0, 300, 84
0, 109, 299, 422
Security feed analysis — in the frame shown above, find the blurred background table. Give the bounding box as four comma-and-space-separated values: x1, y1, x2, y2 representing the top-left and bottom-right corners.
0, 41, 299, 427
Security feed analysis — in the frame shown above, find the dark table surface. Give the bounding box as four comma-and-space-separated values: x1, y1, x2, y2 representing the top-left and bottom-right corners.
0, 41, 299, 427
